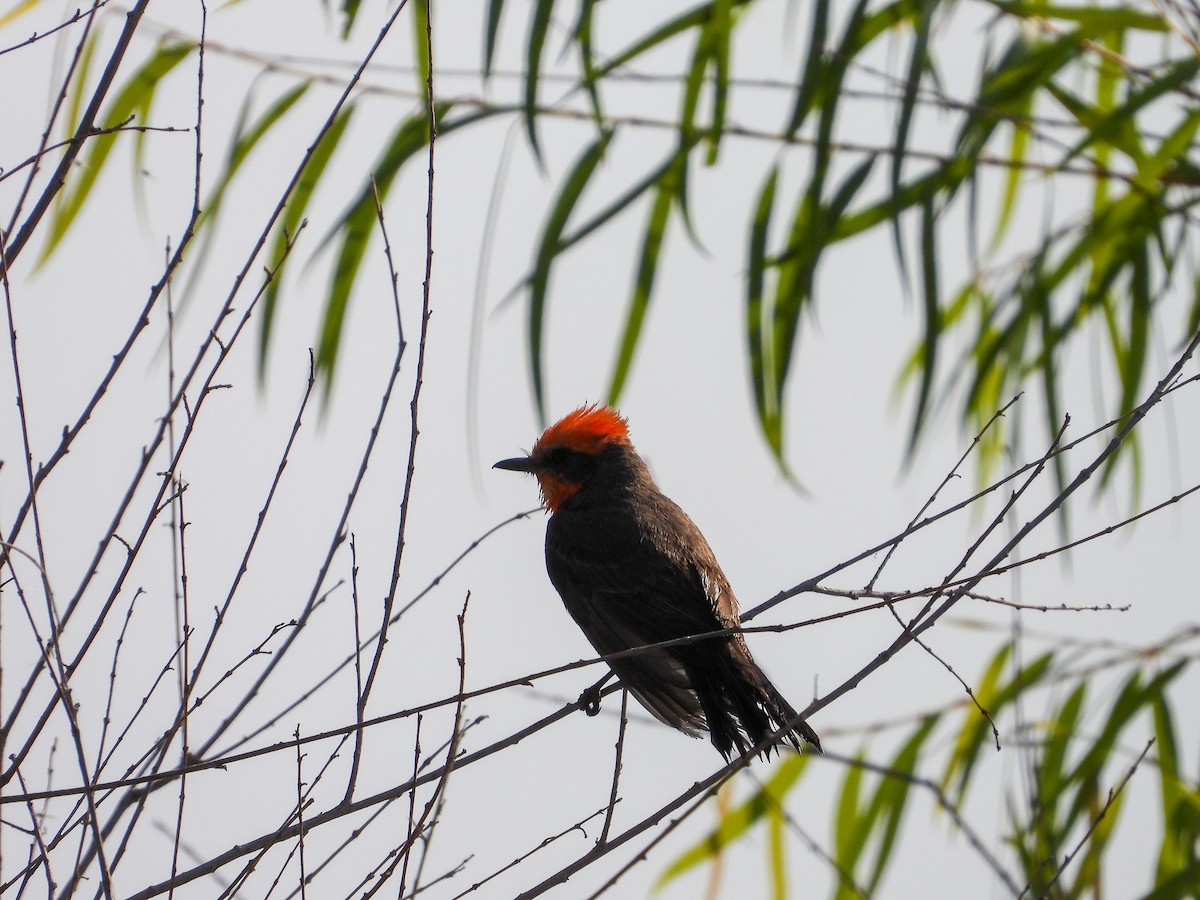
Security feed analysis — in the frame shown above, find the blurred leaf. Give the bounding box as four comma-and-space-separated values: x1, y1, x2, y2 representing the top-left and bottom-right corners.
703, 0, 732, 166
768, 798, 787, 900
1058, 57, 1200, 174
572, 0, 604, 126
483, 0, 506, 77
1063, 662, 1186, 826
655, 754, 809, 891
994, 1, 1168, 32
259, 99, 354, 377
944, 646, 1053, 802
605, 162, 676, 406
38, 41, 195, 266
830, 716, 939, 898
182, 80, 310, 315
863, 716, 939, 892
754, 154, 875, 467
314, 101, 467, 384
833, 752, 866, 889
0, 0, 40, 26
595, 0, 751, 81
747, 166, 780, 435
906, 194, 941, 458
411, 0, 431, 103
889, 0, 939, 290
528, 129, 614, 419
338, 0, 365, 38
523, 0, 555, 162
785, 0, 829, 139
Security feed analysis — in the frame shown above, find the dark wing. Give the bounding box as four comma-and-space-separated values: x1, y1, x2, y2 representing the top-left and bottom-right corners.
544, 500, 727, 736
546, 495, 820, 758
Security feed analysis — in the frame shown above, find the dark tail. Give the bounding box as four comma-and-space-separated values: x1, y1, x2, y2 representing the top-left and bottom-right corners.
689, 653, 821, 760
759, 678, 822, 754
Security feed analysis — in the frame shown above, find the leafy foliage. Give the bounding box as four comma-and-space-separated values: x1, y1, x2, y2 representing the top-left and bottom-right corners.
33, 0, 1200, 480
657, 633, 1200, 899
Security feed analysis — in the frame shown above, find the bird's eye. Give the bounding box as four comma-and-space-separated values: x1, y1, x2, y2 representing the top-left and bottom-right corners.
541, 445, 600, 481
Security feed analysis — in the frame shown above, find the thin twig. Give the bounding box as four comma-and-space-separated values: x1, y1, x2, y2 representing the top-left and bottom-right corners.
597, 690, 628, 846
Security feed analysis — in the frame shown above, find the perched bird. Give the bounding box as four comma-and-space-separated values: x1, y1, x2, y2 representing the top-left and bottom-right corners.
495, 403, 820, 760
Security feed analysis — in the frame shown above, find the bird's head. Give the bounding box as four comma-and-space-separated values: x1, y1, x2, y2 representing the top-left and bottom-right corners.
494, 404, 634, 512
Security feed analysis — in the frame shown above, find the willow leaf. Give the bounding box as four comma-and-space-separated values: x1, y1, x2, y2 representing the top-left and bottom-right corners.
1037, 681, 1087, 813
655, 754, 808, 891
945, 648, 1053, 802
315, 102, 457, 383
772, 155, 876, 395
889, 0, 938, 289
1059, 57, 1200, 173
833, 753, 866, 889
785, 0, 829, 138
1151, 691, 1189, 887
595, 0, 749, 82
39, 41, 195, 266
528, 130, 614, 419
183, 79, 311, 316
1064, 661, 1186, 827
768, 801, 787, 900
864, 715, 939, 892
704, 0, 733, 166
484, 0, 507, 77
992, 1, 1168, 32
573, 0, 604, 126
606, 168, 674, 406
410, 0, 431, 102
259, 101, 354, 375
339, 0, 366, 37
747, 166, 780, 426
524, 0, 555, 162
907, 194, 940, 458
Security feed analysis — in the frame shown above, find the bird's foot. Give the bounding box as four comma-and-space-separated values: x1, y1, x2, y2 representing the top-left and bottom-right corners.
579, 684, 603, 716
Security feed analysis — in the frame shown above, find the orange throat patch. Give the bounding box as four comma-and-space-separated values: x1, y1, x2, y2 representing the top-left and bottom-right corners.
536, 471, 581, 513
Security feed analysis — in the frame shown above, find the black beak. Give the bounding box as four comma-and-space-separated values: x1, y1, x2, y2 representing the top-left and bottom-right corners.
494, 455, 539, 473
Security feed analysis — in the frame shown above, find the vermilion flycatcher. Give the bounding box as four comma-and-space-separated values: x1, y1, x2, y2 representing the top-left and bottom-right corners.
495, 404, 820, 759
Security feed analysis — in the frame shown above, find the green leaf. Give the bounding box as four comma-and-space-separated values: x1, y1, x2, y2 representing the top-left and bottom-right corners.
889, 0, 939, 291
259, 101, 355, 376
0, 0, 41, 26
339, 0, 363, 37
523, 0, 555, 162
1064, 661, 1186, 827
703, 0, 733, 166
1037, 681, 1087, 813
785, 0, 830, 138
906, 194, 941, 458
862, 716, 939, 892
483, 0, 507, 77
39, 41, 196, 266
595, 0, 750, 82
605, 162, 676, 405
747, 166, 780, 429
309, 104, 510, 388
944, 647, 1053, 802
411, 0, 431, 104
655, 754, 809, 891
1058, 57, 1200, 174
528, 129, 614, 419
760, 154, 875, 466
833, 752, 866, 884
184, 80, 310, 313
992, 1, 1168, 32
572, 0, 604, 127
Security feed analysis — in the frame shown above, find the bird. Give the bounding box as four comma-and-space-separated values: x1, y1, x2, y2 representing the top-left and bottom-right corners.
494, 403, 820, 760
